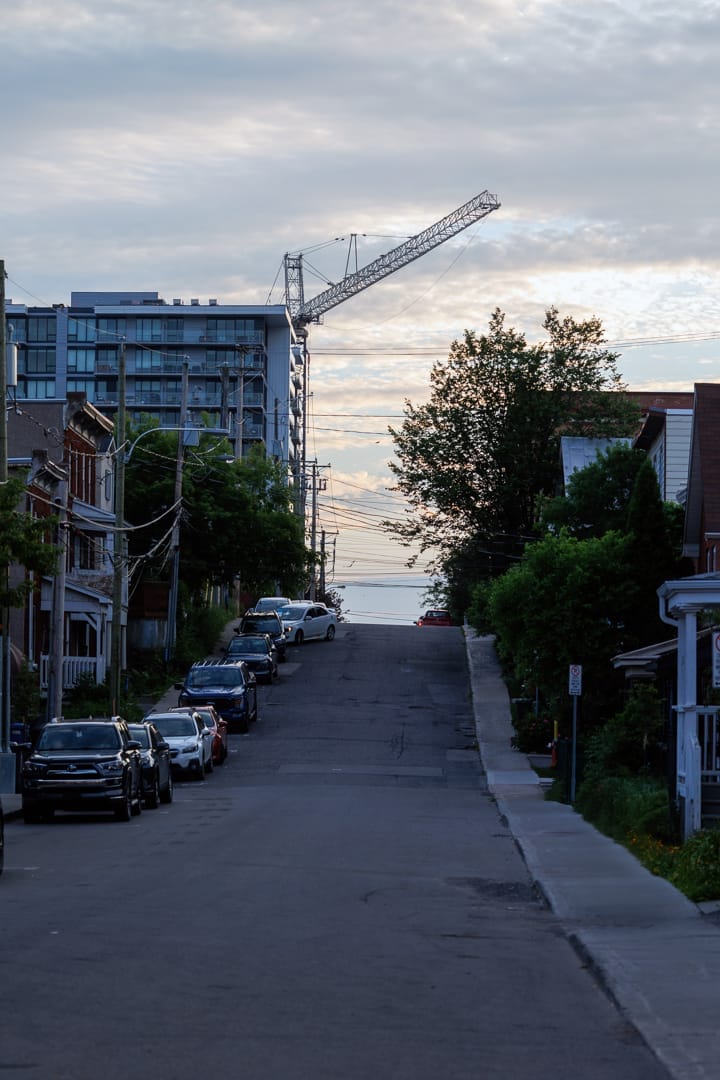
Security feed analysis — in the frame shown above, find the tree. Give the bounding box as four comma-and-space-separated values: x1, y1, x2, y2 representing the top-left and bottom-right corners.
0, 476, 59, 608
387, 308, 639, 584
123, 426, 308, 607
538, 442, 646, 538
484, 530, 637, 725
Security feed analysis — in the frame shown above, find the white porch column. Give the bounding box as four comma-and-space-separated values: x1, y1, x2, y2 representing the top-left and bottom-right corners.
658, 574, 720, 839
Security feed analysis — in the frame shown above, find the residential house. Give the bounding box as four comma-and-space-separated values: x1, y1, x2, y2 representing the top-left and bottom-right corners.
8, 394, 119, 707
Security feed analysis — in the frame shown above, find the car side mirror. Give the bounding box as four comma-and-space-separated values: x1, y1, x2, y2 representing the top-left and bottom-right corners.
157, 740, 169, 751
174, 682, 183, 690
127, 740, 141, 750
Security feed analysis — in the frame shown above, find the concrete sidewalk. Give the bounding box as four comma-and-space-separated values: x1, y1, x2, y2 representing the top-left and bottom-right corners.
466, 632, 720, 1080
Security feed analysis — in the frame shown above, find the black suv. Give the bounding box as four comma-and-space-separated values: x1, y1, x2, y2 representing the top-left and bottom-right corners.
21, 718, 143, 823
239, 610, 287, 662
175, 660, 258, 733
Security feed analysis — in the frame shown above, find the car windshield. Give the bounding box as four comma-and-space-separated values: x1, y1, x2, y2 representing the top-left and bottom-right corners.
38, 724, 121, 751
279, 605, 307, 620
128, 726, 150, 748
152, 715, 197, 737
242, 616, 280, 634
228, 636, 267, 654
187, 667, 244, 688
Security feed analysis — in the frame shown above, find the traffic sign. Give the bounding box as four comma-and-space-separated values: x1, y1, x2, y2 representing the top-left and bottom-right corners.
569, 664, 582, 696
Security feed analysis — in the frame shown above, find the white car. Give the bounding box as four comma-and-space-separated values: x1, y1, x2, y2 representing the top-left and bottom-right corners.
146, 710, 214, 781
278, 602, 337, 645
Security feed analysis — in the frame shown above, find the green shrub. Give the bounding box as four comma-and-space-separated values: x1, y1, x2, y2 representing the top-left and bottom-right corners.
669, 830, 720, 902
575, 774, 673, 843
511, 704, 553, 754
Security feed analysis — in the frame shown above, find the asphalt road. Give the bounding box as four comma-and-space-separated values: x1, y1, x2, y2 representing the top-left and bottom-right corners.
0, 624, 670, 1079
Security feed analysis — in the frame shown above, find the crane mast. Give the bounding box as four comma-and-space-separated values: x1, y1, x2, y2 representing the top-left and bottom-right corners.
284, 189, 500, 330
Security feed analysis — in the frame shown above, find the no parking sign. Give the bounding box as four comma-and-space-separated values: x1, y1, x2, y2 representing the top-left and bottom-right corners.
568, 664, 583, 696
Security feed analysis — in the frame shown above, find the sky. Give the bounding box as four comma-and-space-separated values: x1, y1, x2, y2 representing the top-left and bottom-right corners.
3, 0, 720, 619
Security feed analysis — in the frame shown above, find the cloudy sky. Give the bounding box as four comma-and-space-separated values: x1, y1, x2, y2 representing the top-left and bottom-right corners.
3, 0, 720, 614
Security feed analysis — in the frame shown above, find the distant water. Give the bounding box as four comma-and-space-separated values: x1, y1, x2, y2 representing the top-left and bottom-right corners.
333, 579, 433, 626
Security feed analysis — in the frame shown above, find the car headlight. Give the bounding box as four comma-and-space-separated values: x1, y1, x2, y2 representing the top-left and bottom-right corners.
23, 760, 47, 777
97, 759, 125, 775
181, 741, 199, 754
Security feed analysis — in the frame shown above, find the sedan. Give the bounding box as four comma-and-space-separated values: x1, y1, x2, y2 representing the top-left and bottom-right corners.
225, 633, 278, 683
416, 609, 452, 627
171, 705, 228, 765
278, 602, 337, 644
128, 721, 174, 808
147, 710, 214, 781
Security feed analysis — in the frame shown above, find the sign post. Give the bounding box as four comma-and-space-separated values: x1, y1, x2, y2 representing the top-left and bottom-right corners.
713, 632, 720, 689
568, 664, 582, 803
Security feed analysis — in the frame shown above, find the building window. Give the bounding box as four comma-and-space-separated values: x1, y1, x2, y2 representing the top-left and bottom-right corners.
97, 318, 126, 343
18, 378, 56, 399
136, 318, 163, 342
67, 379, 95, 397
27, 317, 56, 343
68, 348, 96, 373
205, 318, 265, 345
21, 348, 56, 374
68, 316, 96, 342
96, 348, 118, 374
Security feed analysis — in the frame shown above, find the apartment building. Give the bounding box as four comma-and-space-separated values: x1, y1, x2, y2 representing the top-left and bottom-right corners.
5, 291, 303, 476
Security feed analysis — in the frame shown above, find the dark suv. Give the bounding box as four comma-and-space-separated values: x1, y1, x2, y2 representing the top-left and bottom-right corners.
175, 660, 258, 733
22, 718, 143, 822
239, 610, 287, 662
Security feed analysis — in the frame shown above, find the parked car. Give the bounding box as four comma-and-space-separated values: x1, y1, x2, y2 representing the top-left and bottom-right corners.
148, 710, 214, 780
0, 801, 4, 875
128, 721, 174, 807
238, 610, 287, 662
21, 718, 143, 822
225, 633, 278, 683
416, 609, 452, 627
175, 660, 258, 733
252, 596, 291, 614
169, 704, 227, 765
278, 601, 337, 644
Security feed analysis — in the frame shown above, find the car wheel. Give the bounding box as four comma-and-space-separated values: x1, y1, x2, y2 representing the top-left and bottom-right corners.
145, 771, 160, 809
132, 783, 143, 816
206, 752, 214, 774
160, 770, 173, 804
325, 624, 336, 641
115, 786, 132, 821
196, 758, 206, 781
295, 630, 304, 645
0, 813, 3, 874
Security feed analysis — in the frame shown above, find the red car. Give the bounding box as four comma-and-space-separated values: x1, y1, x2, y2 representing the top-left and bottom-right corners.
416, 609, 452, 627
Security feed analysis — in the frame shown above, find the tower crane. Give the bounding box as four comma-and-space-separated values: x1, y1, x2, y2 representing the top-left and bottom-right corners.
282, 189, 501, 522
283, 189, 500, 332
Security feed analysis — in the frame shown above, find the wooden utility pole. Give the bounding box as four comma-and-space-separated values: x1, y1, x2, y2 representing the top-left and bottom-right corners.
0, 259, 11, 782
164, 360, 189, 662
110, 342, 126, 713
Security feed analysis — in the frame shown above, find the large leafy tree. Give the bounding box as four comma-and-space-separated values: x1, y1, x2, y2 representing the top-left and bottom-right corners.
388, 308, 639, 584
123, 426, 308, 603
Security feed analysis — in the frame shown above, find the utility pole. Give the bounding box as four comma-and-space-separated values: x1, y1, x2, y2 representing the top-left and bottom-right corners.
46, 477, 68, 722
0, 259, 12, 790
309, 462, 317, 600
319, 529, 326, 600
110, 342, 126, 713
164, 360, 189, 662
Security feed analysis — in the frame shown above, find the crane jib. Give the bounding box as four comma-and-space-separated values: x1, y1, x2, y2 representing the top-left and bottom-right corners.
291, 190, 500, 327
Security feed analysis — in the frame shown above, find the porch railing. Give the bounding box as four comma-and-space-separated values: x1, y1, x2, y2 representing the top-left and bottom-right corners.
39, 655, 100, 690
